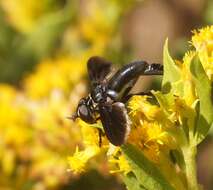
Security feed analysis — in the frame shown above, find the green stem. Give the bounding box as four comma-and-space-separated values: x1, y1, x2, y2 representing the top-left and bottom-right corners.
183, 146, 199, 190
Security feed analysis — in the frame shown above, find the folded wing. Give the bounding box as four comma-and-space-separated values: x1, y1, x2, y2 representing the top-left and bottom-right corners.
99, 102, 130, 146
87, 56, 112, 84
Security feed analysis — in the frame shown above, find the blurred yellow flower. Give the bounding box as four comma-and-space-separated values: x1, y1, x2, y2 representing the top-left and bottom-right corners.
0, 0, 50, 33
0, 85, 31, 147
0, 0, 142, 189
0, 57, 88, 189
79, 0, 119, 45
24, 57, 86, 99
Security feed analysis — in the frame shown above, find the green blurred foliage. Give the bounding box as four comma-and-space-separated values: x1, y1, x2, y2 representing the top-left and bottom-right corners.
204, 0, 213, 24
0, 1, 76, 84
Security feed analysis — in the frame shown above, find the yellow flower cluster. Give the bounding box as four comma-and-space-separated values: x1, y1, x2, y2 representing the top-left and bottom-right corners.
192, 26, 213, 80
0, 0, 52, 33
68, 96, 176, 175
23, 57, 86, 99
128, 96, 175, 163
1, 0, 211, 188
0, 57, 87, 189
68, 26, 213, 190
0, 0, 139, 189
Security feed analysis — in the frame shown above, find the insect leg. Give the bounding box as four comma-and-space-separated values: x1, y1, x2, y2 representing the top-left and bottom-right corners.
143, 63, 163, 75
98, 128, 102, 147
122, 91, 153, 103
120, 63, 163, 100
108, 61, 163, 96
108, 61, 148, 93
121, 63, 163, 101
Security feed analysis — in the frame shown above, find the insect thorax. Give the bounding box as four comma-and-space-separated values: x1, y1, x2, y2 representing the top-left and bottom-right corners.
91, 84, 108, 103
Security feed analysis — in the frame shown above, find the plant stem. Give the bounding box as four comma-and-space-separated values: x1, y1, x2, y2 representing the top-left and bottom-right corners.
183, 146, 199, 190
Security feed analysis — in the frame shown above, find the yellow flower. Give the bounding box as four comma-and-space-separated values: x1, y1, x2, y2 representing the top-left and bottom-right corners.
78, 118, 110, 147
0, 63, 86, 188
128, 96, 163, 124
68, 146, 100, 174
78, 0, 118, 47
0, 84, 17, 101
191, 25, 213, 80
1, 149, 15, 176
108, 95, 176, 174
69, 94, 176, 175
0, 0, 49, 33
0, 85, 31, 147
180, 51, 197, 106
172, 97, 197, 129
127, 121, 172, 162
109, 154, 131, 175
67, 119, 110, 174
23, 57, 86, 99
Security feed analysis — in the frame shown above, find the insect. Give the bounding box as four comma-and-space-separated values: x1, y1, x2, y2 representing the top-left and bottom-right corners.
72, 56, 163, 146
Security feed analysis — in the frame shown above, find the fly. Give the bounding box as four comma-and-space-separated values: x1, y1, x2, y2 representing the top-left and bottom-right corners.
71, 56, 163, 146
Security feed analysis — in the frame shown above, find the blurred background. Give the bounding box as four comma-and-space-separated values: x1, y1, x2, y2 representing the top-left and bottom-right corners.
0, 0, 212, 189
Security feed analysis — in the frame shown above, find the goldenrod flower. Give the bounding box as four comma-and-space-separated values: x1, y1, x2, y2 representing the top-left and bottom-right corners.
69, 94, 176, 175
80, 120, 107, 147
24, 57, 86, 99
191, 26, 213, 80
128, 96, 163, 123
68, 25, 213, 190
127, 120, 174, 162
68, 146, 100, 174
1, 0, 48, 33
0, 0, 146, 189
79, 0, 119, 48
67, 118, 110, 174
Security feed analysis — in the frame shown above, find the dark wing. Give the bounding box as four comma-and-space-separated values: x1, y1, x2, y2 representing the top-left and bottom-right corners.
87, 56, 112, 83
99, 102, 130, 146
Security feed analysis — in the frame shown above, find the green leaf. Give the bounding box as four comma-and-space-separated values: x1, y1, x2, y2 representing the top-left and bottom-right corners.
89, 122, 103, 130
162, 39, 182, 94
122, 144, 175, 190
78, 120, 103, 130
152, 90, 174, 114
123, 172, 147, 190
169, 150, 185, 171
190, 55, 213, 144
210, 123, 213, 136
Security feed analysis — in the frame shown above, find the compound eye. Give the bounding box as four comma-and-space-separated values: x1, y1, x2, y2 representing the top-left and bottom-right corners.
78, 104, 95, 123
79, 104, 88, 117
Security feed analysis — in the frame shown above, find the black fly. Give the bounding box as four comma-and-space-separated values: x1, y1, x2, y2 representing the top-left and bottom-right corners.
72, 56, 163, 146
